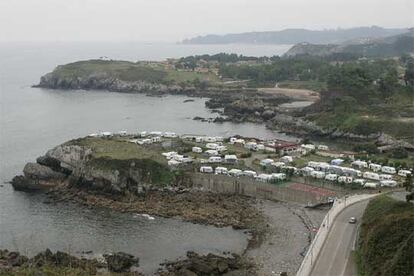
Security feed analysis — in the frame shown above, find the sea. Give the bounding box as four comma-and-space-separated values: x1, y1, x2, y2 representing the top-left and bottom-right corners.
0, 41, 292, 273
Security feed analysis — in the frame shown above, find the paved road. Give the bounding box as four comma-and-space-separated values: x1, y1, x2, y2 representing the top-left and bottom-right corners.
310, 200, 369, 276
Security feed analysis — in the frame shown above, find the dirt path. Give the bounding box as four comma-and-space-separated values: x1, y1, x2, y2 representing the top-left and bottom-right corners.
258, 87, 320, 102
247, 200, 326, 276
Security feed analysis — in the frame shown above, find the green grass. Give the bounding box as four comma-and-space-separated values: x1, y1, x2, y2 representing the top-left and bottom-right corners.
356, 195, 414, 276
51, 59, 219, 85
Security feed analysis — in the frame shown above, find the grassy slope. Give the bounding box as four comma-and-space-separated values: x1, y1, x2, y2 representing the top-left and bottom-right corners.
51, 59, 219, 84
357, 195, 414, 276
68, 137, 176, 185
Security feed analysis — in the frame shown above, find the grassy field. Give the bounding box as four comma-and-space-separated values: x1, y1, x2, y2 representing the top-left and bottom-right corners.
356, 195, 414, 276
51, 59, 219, 85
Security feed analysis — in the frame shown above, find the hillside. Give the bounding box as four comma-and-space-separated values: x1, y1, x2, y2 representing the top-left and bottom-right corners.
357, 195, 414, 276
284, 30, 414, 58
182, 26, 408, 45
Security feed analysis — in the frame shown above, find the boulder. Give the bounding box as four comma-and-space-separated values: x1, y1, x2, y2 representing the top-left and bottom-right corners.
105, 252, 139, 272
23, 163, 66, 181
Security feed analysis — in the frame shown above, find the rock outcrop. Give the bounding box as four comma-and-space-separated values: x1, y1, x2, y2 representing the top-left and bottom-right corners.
104, 252, 139, 272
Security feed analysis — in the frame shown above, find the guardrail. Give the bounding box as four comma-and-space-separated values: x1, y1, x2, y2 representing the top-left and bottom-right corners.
296, 193, 378, 276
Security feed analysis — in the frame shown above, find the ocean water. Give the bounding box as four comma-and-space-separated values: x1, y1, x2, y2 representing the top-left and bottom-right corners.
0, 41, 292, 273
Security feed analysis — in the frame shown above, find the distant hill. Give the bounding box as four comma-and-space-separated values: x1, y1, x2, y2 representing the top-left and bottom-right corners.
182, 26, 409, 45
284, 30, 414, 58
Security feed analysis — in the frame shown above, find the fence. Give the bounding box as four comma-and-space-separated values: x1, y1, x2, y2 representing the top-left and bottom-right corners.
295, 193, 378, 276
190, 173, 336, 204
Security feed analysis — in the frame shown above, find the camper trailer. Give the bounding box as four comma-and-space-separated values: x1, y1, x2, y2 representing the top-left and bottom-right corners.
381, 166, 396, 175
224, 155, 238, 164
243, 170, 257, 178
208, 156, 222, 163
271, 173, 286, 181
338, 176, 353, 184
280, 156, 293, 164
311, 171, 326, 179
352, 160, 368, 169
256, 174, 273, 182
369, 163, 382, 172
398, 170, 412, 177
363, 172, 380, 181
364, 182, 378, 189
353, 179, 366, 186
325, 174, 338, 181
215, 167, 228, 175
192, 147, 202, 153
380, 180, 397, 187
228, 169, 243, 177
200, 166, 213, 173
260, 159, 274, 167
379, 174, 393, 181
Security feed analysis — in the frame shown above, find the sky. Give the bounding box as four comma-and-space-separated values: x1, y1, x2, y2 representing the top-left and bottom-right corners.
0, 0, 413, 42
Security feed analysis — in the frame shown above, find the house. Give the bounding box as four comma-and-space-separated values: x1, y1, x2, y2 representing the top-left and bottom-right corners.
280, 156, 293, 164
192, 147, 202, 153
330, 159, 344, 166
381, 166, 396, 175
228, 168, 243, 177
208, 156, 222, 163
260, 158, 274, 167
266, 140, 300, 155
200, 166, 213, 173
215, 167, 228, 175
224, 155, 238, 164
398, 170, 412, 177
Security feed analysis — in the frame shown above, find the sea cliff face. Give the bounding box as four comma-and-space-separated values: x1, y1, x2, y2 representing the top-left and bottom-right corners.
38, 72, 187, 94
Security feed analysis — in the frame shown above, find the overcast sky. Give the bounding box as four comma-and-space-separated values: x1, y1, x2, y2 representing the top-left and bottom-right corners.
0, 0, 412, 42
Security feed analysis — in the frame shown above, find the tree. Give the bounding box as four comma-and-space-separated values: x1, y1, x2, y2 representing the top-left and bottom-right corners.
404, 61, 414, 87
403, 174, 413, 202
